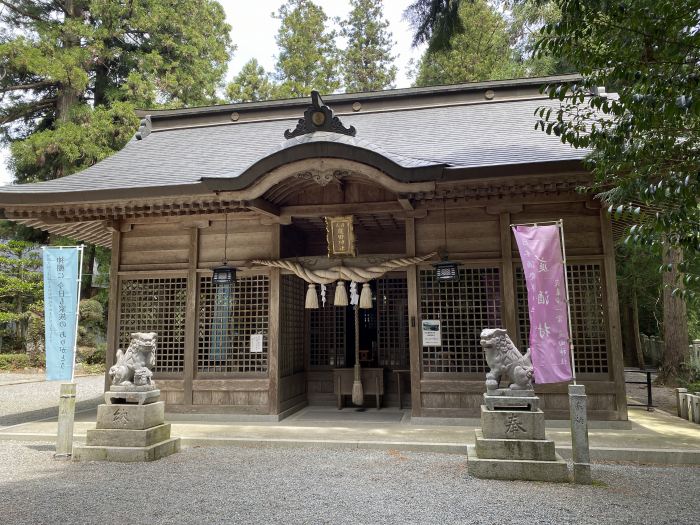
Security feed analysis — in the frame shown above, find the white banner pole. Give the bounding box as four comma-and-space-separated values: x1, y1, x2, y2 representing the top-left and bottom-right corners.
557, 220, 577, 385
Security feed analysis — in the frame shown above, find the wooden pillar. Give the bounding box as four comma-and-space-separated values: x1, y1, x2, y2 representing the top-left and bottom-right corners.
405, 217, 422, 416
182, 225, 200, 406
499, 212, 518, 338
104, 228, 121, 392
268, 224, 281, 415
600, 208, 628, 420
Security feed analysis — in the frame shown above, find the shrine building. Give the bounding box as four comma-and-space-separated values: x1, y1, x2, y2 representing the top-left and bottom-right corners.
0, 74, 628, 421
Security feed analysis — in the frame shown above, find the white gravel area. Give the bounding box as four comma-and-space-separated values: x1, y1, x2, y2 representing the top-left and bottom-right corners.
1, 442, 698, 524
0, 375, 104, 428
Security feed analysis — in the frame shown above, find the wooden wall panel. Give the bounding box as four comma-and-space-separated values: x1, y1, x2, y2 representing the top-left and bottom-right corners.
415, 209, 500, 257
120, 223, 190, 269
511, 203, 603, 255
198, 219, 274, 265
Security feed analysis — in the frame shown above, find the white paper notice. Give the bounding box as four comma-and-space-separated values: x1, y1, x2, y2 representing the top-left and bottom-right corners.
421, 320, 441, 347
250, 333, 264, 353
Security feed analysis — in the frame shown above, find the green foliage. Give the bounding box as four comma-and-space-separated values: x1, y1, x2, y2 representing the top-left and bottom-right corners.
413, 0, 521, 87
226, 59, 274, 103
499, 0, 573, 76
340, 0, 397, 92
77, 298, 104, 347
404, 0, 465, 52
616, 243, 662, 337
77, 343, 105, 366
0, 353, 29, 370
0, 241, 42, 347
272, 0, 340, 98
1, 0, 234, 183
533, 0, 700, 294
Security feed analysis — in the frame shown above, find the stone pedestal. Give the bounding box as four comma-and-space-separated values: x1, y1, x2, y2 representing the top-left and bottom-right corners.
469, 395, 569, 483
73, 391, 180, 462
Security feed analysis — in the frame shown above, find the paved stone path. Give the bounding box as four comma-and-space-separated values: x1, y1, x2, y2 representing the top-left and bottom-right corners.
1, 441, 698, 524
0, 374, 103, 428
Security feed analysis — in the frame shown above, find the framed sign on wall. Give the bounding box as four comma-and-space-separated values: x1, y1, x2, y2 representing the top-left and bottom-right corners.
325, 215, 356, 257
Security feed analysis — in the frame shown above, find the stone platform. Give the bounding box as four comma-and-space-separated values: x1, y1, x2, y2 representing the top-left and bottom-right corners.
469, 402, 570, 483
73, 392, 180, 462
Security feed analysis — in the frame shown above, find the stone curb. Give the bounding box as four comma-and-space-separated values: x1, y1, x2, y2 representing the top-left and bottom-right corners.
1, 432, 699, 465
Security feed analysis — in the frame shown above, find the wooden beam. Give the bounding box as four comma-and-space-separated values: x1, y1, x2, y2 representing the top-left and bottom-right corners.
398, 196, 414, 211
281, 201, 404, 218
244, 198, 280, 219
499, 212, 518, 339
183, 225, 200, 407
405, 217, 422, 417
600, 208, 628, 421
104, 229, 121, 392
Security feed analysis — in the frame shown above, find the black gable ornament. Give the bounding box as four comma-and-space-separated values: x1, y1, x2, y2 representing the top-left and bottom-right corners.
284, 91, 356, 139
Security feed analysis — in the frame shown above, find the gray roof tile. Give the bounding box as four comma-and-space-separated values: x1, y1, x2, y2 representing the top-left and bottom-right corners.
0, 97, 585, 195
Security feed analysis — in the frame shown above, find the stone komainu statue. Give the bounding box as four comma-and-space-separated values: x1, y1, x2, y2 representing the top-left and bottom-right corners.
109, 332, 157, 387
480, 328, 534, 393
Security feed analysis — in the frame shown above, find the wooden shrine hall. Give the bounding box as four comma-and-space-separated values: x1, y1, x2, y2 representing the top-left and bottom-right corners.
0, 74, 628, 421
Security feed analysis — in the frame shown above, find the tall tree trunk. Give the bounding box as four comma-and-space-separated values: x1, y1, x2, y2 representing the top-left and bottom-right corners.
632, 290, 645, 369
661, 246, 689, 381
56, 0, 81, 124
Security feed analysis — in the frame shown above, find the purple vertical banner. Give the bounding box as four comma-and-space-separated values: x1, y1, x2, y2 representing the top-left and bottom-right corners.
512, 224, 573, 384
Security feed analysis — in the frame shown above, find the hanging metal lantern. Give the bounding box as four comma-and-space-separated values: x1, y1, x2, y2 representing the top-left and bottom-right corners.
434, 259, 459, 282
214, 212, 237, 286
213, 263, 236, 285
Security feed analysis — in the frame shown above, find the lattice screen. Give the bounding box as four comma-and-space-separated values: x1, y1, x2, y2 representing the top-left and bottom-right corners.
118, 277, 187, 374
515, 263, 608, 374
197, 274, 269, 373
419, 267, 501, 373
377, 277, 409, 369
309, 283, 346, 368
280, 275, 305, 377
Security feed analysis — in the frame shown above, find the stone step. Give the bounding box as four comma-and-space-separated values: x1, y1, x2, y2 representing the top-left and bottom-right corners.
86, 423, 171, 448
73, 437, 181, 462
468, 453, 570, 483
96, 401, 165, 430
480, 405, 545, 440
474, 429, 556, 461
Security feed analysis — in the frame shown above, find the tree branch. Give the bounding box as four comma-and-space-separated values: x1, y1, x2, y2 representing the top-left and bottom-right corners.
1, 81, 56, 93
0, 0, 46, 24
0, 99, 56, 126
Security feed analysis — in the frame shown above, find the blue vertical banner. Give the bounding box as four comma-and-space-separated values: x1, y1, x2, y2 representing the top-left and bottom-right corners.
43, 247, 81, 381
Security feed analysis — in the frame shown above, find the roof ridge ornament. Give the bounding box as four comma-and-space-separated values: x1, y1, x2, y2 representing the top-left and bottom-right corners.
284, 90, 356, 139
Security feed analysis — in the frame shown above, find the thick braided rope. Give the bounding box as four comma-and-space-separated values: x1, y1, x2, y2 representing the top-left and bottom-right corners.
251, 253, 436, 284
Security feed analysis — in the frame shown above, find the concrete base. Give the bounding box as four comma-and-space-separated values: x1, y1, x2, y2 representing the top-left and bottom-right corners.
475, 429, 555, 461
97, 402, 165, 430
469, 403, 571, 483
86, 424, 172, 447
469, 454, 570, 482
483, 392, 539, 411
73, 437, 180, 462
105, 388, 160, 405
75, 401, 180, 462
480, 405, 545, 440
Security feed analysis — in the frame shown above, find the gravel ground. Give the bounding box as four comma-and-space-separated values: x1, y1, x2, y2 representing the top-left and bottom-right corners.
1, 442, 698, 525
624, 370, 678, 414
0, 375, 104, 428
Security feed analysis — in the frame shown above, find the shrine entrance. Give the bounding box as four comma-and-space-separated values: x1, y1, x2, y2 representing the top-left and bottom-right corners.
304, 275, 411, 408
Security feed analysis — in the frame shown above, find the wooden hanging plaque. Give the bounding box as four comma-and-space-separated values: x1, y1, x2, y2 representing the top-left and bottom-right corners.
325, 215, 356, 257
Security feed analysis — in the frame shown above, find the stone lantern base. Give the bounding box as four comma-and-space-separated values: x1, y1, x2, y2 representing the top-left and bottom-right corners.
73, 390, 180, 462
469, 393, 569, 482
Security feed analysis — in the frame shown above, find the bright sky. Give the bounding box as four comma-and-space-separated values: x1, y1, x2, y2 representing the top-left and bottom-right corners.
0, 1, 423, 186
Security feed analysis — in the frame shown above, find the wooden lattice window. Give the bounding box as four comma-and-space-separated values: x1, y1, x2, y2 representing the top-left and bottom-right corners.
515, 263, 608, 374
280, 275, 305, 377
197, 274, 269, 373
377, 277, 409, 369
419, 267, 501, 373
309, 283, 346, 368
118, 277, 187, 374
